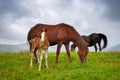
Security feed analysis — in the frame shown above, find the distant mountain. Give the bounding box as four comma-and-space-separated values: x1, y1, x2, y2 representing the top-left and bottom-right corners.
106, 44, 120, 51
0, 43, 29, 52
1, 43, 120, 52
0, 43, 57, 52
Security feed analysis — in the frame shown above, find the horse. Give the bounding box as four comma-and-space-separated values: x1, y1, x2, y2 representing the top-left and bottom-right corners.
27, 23, 89, 63
71, 33, 107, 52
29, 28, 49, 71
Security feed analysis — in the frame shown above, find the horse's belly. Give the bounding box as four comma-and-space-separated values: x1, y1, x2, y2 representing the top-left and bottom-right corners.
49, 41, 57, 46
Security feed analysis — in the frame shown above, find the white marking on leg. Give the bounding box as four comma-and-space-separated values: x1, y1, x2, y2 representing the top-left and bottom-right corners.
30, 51, 33, 68
45, 50, 49, 68
39, 52, 43, 71
41, 32, 45, 42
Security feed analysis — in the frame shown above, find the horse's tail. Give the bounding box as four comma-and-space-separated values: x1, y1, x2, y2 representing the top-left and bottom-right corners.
98, 33, 108, 50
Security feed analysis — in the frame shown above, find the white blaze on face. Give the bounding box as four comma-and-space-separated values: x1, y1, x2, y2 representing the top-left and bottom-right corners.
41, 31, 45, 42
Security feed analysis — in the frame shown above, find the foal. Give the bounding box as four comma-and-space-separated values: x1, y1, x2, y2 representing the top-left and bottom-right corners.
29, 28, 49, 71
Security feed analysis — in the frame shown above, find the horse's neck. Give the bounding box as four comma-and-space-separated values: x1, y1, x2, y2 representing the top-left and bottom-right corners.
76, 37, 87, 49
44, 37, 49, 45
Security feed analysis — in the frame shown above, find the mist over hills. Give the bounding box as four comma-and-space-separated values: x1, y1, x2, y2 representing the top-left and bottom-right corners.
0, 43, 56, 52
106, 44, 120, 52
0, 43, 120, 52
0, 43, 28, 52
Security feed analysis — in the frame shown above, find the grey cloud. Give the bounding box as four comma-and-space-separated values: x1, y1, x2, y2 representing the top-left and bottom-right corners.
0, 0, 120, 47
0, 0, 30, 18
0, 25, 25, 42
57, 0, 73, 9
0, 0, 30, 42
103, 0, 120, 21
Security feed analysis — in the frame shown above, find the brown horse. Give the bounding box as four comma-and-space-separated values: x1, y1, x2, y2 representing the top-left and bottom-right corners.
29, 28, 49, 71
27, 23, 89, 63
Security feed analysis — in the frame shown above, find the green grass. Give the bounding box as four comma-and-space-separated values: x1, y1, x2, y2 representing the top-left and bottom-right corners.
0, 51, 120, 80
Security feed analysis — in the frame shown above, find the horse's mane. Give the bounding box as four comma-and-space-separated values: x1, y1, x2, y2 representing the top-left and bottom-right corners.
59, 23, 80, 36
60, 23, 87, 47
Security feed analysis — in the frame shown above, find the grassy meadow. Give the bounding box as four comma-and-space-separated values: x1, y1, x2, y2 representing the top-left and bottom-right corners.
0, 51, 120, 80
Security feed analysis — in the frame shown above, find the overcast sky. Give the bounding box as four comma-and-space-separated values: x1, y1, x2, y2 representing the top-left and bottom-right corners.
0, 0, 120, 49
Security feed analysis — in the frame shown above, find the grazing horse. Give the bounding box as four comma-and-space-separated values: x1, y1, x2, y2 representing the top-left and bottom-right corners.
71, 33, 107, 52
29, 28, 49, 71
27, 23, 89, 63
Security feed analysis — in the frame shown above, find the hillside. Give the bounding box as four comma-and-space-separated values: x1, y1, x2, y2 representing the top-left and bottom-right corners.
0, 43, 120, 52
0, 43, 28, 52
0, 43, 56, 52
0, 51, 120, 80
107, 44, 120, 51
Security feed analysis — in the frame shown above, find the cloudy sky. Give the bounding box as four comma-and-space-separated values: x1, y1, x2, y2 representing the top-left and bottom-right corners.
0, 0, 120, 50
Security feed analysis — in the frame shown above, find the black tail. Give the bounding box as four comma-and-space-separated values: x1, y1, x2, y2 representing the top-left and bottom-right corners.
98, 33, 107, 50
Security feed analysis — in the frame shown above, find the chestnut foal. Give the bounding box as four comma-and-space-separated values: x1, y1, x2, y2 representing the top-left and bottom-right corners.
29, 28, 49, 71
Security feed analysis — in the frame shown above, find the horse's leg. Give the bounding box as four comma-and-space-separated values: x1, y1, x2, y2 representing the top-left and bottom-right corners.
39, 49, 43, 71
34, 47, 38, 63
30, 44, 34, 68
71, 44, 76, 51
98, 42, 102, 51
65, 43, 72, 63
94, 44, 97, 52
30, 50, 34, 67
45, 49, 49, 68
55, 41, 62, 63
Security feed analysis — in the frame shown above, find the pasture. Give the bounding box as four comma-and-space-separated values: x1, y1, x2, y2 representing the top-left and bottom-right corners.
0, 51, 120, 80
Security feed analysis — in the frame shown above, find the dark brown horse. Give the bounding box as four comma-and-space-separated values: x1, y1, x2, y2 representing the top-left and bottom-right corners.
71, 33, 107, 52
27, 23, 89, 63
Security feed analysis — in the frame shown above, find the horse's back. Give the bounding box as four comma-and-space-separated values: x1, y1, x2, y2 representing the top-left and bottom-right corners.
89, 33, 100, 41
27, 23, 58, 41
27, 23, 77, 44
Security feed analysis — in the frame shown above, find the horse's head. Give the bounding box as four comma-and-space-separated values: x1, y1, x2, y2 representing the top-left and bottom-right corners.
41, 28, 47, 42
77, 40, 89, 63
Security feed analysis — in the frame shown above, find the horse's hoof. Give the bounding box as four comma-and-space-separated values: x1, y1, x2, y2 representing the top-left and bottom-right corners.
36, 61, 39, 64
46, 66, 49, 69
30, 64, 33, 68
69, 59, 72, 63
55, 61, 58, 64
69, 60, 72, 63
35, 60, 39, 64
